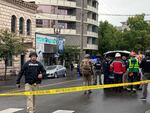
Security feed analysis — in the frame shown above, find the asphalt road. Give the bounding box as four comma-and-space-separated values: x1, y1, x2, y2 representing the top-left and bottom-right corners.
0, 76, 150, 113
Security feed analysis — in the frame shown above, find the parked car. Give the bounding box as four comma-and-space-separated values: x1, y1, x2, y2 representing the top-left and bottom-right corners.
46, 65, 67, 78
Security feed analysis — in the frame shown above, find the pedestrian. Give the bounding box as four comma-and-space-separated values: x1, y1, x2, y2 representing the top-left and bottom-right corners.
77, 63, 81, 77
126, 51, 139, 92
102, 57, 111, 84
16, 51, 46, 113
110, 53, 126, 92
140, 50, 150, 100
69, 62, 74, 76
93, 58, 102, 85
122, 56, 128, 89
80, 54, 93, 94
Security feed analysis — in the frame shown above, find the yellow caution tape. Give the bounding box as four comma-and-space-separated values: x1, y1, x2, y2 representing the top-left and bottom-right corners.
0, 80, 150, 96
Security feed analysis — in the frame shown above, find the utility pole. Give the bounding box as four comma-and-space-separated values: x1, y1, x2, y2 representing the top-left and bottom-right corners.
80, 0, 84, 62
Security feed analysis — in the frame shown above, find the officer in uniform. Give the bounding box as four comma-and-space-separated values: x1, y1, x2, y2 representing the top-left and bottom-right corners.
94, 58, 102, 85
140, 50, 150, 100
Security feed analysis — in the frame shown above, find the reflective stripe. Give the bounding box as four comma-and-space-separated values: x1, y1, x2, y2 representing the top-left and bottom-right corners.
129, 59, 139, 69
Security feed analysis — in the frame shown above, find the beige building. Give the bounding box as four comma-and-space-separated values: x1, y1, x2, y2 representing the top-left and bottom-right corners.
0, 0, 37, 76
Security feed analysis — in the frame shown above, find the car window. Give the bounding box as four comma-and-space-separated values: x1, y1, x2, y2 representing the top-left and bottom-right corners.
46, 66, 57, 70
58, 65, 63, 69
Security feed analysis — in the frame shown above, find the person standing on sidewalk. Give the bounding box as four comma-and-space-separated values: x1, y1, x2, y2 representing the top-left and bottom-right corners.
140, 50, 150, 100
16, 51, 46, 113
80, 54, 93, 94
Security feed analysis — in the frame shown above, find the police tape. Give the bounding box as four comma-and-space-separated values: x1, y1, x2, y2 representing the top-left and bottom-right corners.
0, 80, 150, 96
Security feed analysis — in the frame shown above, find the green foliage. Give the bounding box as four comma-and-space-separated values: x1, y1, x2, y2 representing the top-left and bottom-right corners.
98, 14, 150, 54
0, 29, 25, 59
60, 45, 80, 61
98, 21, 121, 54
0, 29, 27, 78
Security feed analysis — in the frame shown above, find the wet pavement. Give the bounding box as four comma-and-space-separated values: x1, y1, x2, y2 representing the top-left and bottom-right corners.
0, 75, 150, 113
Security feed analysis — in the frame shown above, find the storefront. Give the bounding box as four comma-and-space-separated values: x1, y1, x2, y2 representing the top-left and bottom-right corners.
36, 33, 58, 66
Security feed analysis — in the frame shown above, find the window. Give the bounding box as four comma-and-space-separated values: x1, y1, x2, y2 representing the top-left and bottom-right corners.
92, 1, 97, 8
11, 15, 17, 33
6, 54, 13, 66
19, 17, 24, 34
37, 5, 57, 14
92, 38, 97, 44
87, 37, 91, 44
27, 19, 31, 35
36, 19, 43, 27
36, 19, 55, 28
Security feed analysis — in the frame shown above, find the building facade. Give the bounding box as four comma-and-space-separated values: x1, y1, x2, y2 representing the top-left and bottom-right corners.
0, 0, 37, 75
25, 0, 99, 53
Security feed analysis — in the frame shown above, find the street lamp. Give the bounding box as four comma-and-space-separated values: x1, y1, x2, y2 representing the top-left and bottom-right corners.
53, 24, 64, 65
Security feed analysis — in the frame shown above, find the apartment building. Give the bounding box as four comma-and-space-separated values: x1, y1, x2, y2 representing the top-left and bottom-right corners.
25, 0, 99, 53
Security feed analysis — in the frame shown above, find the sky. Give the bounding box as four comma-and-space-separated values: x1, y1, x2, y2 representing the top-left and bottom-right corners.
98, 0, 150, 26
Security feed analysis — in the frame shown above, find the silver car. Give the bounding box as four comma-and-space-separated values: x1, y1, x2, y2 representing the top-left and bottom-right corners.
46, 65, 67, 78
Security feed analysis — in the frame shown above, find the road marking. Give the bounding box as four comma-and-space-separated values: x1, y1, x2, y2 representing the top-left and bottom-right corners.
145, 109, 150, 113
52, 110, 75, 113
7, 79, 81, 93
0, 108, 23, 113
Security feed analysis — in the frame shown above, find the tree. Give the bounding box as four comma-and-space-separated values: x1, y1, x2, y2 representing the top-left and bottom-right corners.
0, 29, 26, 80
59, 45, 80, 68
127, 14, 150, 51
98, 21, 122, 54
98, 15, 150, 55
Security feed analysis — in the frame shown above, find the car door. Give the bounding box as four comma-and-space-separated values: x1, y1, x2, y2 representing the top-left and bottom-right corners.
58, 65, 64, 76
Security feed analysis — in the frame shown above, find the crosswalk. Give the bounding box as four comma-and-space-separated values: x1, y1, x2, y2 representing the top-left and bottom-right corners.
0, 108, 23, 113
0, 108, 75, 113
52, 110, 75, 113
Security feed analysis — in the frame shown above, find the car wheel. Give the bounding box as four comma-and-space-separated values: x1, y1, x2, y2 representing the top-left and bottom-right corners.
54, 73, 58, 78
63, 72, 67, 77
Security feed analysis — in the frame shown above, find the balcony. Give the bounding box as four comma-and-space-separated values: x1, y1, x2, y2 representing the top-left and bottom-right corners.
36, 0, 76, 8
86, 5, 98, 14
85, 44, 98, 50
87, 18, 98, 26
36, 28, 77, 35
36, 13, 77, 22
87, 31, 98, 37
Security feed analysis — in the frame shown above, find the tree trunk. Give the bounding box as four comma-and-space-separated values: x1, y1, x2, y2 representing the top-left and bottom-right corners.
4, 59, 7, 80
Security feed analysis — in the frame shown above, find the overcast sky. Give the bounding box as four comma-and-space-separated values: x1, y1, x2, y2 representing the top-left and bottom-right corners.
98, 0, 150, 26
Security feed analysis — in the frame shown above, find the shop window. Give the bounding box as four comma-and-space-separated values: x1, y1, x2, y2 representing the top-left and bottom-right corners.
27, 19, 31, 35
19, 17, 24, 34
11, 15, 17, 33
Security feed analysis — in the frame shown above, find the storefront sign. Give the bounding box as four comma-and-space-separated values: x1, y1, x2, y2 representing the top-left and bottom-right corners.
36, 34, 57, 45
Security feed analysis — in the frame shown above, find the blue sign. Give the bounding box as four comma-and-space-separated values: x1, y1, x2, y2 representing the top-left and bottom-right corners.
36, 34, 57, 45
57, 37, 64, 53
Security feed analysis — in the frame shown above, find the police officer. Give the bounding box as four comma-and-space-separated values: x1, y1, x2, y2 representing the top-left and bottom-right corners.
140, 50, 150, 100
16, 51, 46, 113
94, 58, 102, 85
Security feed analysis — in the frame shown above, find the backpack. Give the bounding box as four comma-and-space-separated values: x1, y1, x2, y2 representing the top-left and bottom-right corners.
81, 60, 92, 71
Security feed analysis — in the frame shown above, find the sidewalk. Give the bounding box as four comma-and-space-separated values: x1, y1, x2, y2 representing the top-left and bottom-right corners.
0, 75, 18, 92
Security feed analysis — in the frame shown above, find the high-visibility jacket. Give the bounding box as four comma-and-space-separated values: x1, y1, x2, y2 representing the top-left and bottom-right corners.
128, 58, 139, 72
